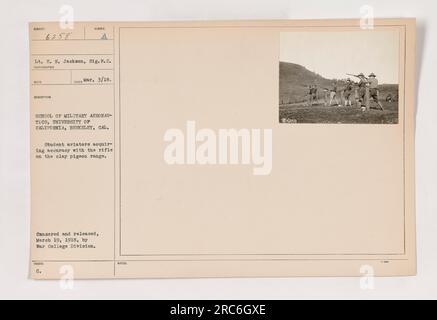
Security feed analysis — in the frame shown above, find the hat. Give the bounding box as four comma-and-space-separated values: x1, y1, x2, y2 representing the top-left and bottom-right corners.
369, 73, 376, 77
346, 78, 351, 81
358, 73, 365, 77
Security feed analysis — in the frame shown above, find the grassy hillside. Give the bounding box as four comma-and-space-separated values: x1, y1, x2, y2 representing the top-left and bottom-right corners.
279, 61, 333, 104
280, 102, 399, 124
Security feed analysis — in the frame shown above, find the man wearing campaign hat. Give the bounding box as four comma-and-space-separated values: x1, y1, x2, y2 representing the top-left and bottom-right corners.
368, 73, 384, 110
343, 78, 354, 107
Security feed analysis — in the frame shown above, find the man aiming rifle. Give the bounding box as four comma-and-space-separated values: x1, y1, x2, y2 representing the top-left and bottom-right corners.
367, 73, 384, 110
347, 73, 384, 110
351, 73, 369, 110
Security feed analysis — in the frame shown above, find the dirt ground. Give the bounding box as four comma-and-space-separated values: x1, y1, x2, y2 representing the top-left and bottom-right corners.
279, 101, 399, 124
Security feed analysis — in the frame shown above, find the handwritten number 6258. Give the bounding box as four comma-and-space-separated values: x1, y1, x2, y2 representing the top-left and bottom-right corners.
45, 32, 72, 40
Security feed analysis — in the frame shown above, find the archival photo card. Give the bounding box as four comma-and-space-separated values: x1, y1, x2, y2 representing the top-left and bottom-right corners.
29, 19, 416, 279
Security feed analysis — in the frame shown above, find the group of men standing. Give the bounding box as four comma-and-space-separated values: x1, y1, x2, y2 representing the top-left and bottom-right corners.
307, 73, 384, 111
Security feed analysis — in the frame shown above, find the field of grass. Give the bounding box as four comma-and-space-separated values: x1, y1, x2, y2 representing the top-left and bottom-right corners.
279, 101, 399, 124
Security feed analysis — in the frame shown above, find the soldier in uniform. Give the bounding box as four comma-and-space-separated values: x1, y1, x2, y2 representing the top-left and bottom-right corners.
329, 81, 340, 106
343, 78, 354, 107
311, 85, 318, 105
307, 85, 318, 106
323, 88, 329, 106
307, 85, 313, 106
368, 73, 384, 110
356, 73, 368, 108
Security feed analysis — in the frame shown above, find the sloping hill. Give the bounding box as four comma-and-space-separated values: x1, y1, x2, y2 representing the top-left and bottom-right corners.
279, 61, 334, 104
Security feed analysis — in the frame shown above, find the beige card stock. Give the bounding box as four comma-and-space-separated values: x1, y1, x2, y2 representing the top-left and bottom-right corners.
30, 19, 416, 279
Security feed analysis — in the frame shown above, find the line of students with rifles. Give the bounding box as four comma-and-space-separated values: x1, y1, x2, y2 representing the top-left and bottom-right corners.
307, 73, 384, 111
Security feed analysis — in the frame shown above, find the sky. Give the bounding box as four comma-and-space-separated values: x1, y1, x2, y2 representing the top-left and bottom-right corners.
280, 29, 400, 84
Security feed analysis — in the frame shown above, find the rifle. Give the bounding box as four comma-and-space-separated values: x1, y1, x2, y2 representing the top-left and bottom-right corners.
347, 73, 368, 80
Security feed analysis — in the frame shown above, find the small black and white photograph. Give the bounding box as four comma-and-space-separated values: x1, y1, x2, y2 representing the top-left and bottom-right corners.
279, 30, 400, 124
